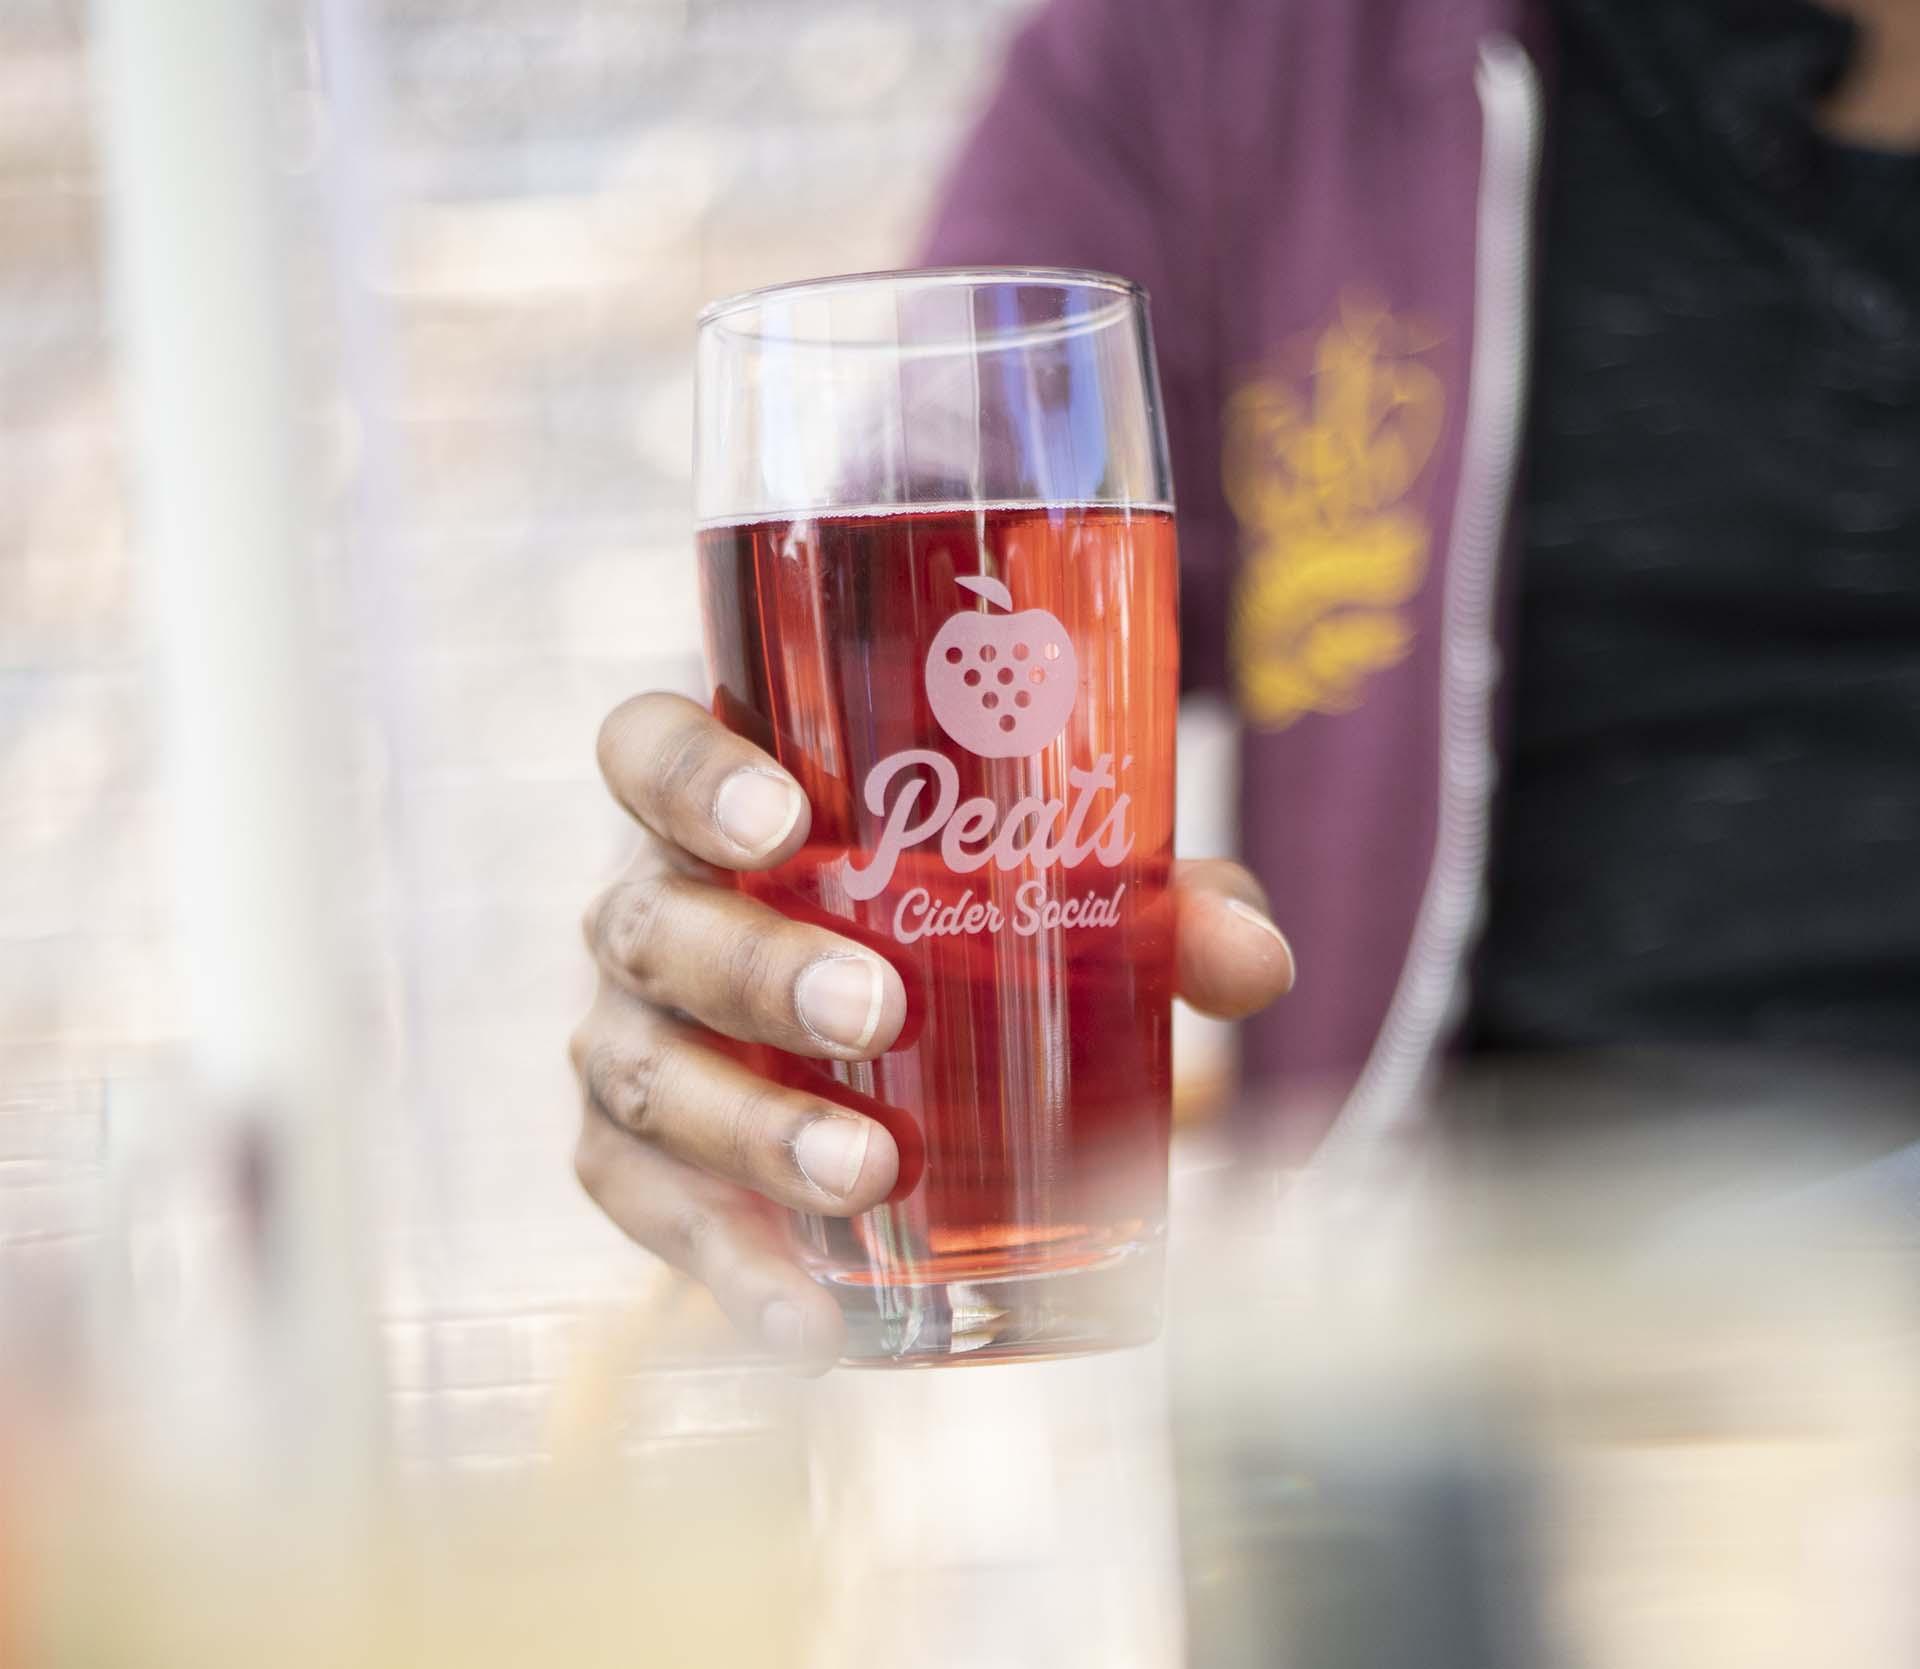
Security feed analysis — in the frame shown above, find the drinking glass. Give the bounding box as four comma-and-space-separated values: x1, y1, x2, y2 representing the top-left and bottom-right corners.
695, 268, 1178, 1364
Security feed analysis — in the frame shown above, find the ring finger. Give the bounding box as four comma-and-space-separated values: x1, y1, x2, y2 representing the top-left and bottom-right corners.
571, 981, 901, 1215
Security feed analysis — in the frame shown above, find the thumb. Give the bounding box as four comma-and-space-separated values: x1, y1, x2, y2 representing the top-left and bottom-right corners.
1173, 858, 1296, 1020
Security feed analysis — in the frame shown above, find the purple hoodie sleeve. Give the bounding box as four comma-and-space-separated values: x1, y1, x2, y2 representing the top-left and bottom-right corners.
919, 0, 1231, 693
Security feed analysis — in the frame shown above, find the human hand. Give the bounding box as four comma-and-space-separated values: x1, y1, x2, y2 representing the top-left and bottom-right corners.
571, 692, 1295, 1369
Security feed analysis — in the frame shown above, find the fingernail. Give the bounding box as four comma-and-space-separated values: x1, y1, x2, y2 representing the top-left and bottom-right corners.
795, 954, 887, 1053
793, 1113, 872, 1199
760, 1299, 807, 1357
714, 768, 804, 858
1226, 898, 1296, 990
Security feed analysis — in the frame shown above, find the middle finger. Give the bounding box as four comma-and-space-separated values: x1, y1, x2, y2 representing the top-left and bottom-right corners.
588, 870, 907, 1061
573, 985, 901, 1215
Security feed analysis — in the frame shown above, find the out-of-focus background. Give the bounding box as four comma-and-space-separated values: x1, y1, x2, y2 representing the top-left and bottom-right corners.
4, 0, 1100, 1462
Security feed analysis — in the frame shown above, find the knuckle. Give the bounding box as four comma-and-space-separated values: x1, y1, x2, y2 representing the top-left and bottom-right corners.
595, 875, 675, 979
583, 1037, 669, 1140
669, 1203, 726, 1274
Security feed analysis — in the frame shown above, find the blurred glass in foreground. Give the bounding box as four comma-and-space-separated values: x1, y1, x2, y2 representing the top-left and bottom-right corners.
3, 1056, 1916, 1666
1171, 1053, 1920, 1669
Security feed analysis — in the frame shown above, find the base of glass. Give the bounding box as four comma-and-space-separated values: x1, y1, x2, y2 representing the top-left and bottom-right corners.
821, 1241, 1165, 1367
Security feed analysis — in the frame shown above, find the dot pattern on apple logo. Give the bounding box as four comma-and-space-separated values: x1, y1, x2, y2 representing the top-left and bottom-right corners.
924, 577, 1079, 757
945, 635, 1065, 723
951, 642, 1053, 711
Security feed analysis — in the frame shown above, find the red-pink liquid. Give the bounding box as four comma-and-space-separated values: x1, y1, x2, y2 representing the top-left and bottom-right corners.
699, 505, 1178, 1287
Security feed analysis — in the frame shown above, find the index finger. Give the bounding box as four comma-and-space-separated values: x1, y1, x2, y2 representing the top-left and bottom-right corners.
598, 692, 810, 871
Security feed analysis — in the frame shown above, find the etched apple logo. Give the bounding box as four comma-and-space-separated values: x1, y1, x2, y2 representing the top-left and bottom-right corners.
925, 574, 1079, 758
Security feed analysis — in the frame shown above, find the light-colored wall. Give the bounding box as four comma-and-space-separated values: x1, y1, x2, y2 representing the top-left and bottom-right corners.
1, 0, 1036, 1449
2, 0, 1243, 1464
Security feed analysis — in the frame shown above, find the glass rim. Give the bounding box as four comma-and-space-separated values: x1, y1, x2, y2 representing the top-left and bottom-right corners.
697, 265, 1149, 348
694, 496, 1176, 532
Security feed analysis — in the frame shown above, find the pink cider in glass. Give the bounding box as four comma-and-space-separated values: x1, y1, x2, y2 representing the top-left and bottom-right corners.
699, 502, 1178, 1293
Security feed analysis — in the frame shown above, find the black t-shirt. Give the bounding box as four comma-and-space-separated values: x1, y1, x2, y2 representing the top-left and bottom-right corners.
1468, 0, 1920, 1063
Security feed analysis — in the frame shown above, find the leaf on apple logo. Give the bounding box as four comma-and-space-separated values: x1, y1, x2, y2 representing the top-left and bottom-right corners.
955, 573, 1014, 611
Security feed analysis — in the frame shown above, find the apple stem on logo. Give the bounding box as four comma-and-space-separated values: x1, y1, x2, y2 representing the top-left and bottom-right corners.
955, 572, 1015, 611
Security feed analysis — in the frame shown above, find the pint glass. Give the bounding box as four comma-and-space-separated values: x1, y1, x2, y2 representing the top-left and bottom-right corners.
695, 269, 1178, 1364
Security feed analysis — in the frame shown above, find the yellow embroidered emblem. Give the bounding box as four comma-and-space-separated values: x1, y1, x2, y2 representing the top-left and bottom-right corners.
1227, 293, 1445, 728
